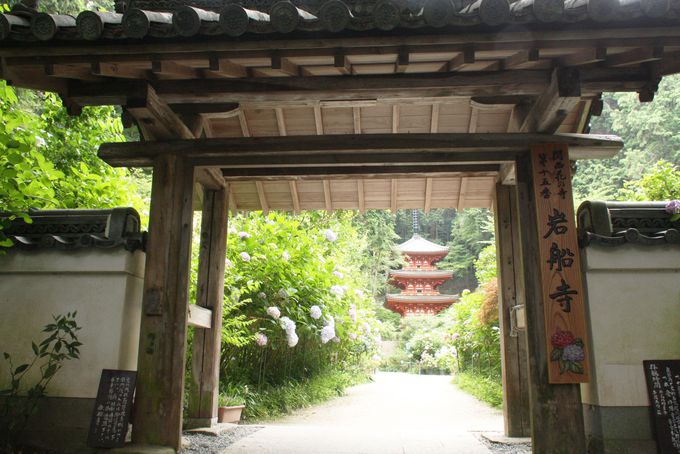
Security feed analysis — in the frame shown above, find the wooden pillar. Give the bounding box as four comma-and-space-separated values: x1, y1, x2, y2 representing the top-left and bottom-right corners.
515, 153, 586, 453
494, 183, 531, 437
132, 154, 195, 450
187, 184, 229, 428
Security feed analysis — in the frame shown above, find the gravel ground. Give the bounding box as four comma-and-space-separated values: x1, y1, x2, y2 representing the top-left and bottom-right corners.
181, 426, 263, 454
476, 434, 532, 454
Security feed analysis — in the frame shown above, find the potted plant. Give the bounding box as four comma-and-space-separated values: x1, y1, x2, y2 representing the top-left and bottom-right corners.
217, 394, 246, 424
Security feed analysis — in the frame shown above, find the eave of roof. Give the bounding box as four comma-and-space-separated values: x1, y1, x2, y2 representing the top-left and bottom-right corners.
397, 234, 449, 254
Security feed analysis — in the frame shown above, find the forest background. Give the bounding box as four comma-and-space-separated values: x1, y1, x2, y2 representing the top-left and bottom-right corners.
1, 0, 680, 415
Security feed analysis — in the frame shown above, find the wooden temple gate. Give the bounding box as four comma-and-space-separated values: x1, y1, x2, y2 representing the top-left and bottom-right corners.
2, 0, 680, 451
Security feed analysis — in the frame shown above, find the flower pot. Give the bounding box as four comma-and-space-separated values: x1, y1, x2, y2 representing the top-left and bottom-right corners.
218, 405, 245, 424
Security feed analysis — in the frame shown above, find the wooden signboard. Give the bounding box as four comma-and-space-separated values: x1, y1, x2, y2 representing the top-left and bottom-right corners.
87, 369, 137, 448
530, 144, 590, 383
643, 360, 680, 454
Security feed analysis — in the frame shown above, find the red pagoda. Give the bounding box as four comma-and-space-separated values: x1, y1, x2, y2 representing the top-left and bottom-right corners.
386, 233, 457, 316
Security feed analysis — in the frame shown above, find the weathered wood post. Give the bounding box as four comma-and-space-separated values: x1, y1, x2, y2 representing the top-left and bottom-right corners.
132, 154, 196, 450
494, 183, 531, 437
187, 181, 229, 428
515, 147, 587, 453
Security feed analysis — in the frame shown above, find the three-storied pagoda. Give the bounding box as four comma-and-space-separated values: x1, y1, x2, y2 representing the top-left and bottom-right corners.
386, 230, 457, 317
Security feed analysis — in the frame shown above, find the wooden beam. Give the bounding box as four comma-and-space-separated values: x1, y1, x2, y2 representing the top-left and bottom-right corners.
395, 48, 409, 74
501, 49, 539, 70
494, 183, 531, 437
187, 305, 212, 329
132, 153, 195, 450
468, 105, 479, 133
441, 46, 475, 72
605, 46, 664, 67
424, 177, 433, 213
207, 55, 248, 78
558, 47, 607, 67
430, 103, 440, 133
271, 54, 301, 76
323, 180, 332, 212
45, 64, 102, 81
334, 52, 352, 75
390, 179, 398, 212
99, 133, 625, 167
357, 180, 365, 213
238, 110, 251, 137
515, 152, 586, 453
314, 106, 324, 134
353, 106, 362, 134
221, 164, 499, 180
186, 186, 229, 430
289, 180, 300, 213
126, 85, 196, 140
228, 184, 237, 214
499, 162, 516, 185
392, 104, 400, 133
275, 107, 287, 136
457, 176, 468, 210
519, 67, 581, 133
92, 62, 148, 79
152, 60, 200, 79
255, 181, 269, 213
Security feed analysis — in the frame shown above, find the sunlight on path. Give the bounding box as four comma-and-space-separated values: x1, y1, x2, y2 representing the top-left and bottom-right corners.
221, 371, 503, 453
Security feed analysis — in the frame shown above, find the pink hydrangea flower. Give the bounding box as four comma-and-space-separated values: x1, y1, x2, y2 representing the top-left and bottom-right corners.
266, 306, 281, 319
239, 252, 251, 262
238, 231, 251, 239
255, 332, 268, 347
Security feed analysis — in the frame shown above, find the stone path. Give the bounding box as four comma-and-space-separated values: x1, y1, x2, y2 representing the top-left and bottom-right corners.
221, 371, 504, 453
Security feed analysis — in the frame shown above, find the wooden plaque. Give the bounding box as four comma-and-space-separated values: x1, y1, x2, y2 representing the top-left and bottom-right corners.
530, 144, 590, 383
87, 369, 137, 448
643, 360, 680, 454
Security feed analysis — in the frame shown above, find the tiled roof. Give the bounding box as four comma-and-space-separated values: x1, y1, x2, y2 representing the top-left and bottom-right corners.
1, 0, 679, 42
397, 234, 449, 254
1, 208, 145, 252
577, 201, 680, 247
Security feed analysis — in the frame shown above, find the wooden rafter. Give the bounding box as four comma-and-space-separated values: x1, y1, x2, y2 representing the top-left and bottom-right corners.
228, 184, 237, 214
457, 176, 468, 210
314, 106, 324, 134
353, 107, 361, 134
519, 67, 581, 133
238, 110, 251, 137
275, 108, 287, 136
125, 85, 196, 140
255, 181, 269, 213
392, 105, 399, 133
289, 181, 300, 213
323, 180, 332, 212
605, 46, 664, 67
468, 104, 479, 133
357, 180, 365, 213
221, 164, 499, 179
430, 103, 440, 133
390, 179, 398, 212
558, 47, 607, 67
424, 177, 433, 213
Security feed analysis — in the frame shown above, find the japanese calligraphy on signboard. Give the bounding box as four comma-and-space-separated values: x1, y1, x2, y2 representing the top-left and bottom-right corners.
87, 369, 137, 448
644, 360, 680, 454
531, 144, 590, 384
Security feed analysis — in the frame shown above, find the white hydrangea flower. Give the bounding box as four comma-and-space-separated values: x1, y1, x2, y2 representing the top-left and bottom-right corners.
255, 332, 268, 347
282, 251, 290, 261
266, 306, 281, 320
266, 219, 276, 225
287, 331, 299, 347
323, 229, 337, 242
258, 292, 267, 299
349, 333, 358, 341
309, 305, 322, 320
372, 354, 381, 362
354, 289, 364, 298
330, 285, 345, 298
333, 270, 344, 279
320, 325, 336, 344
279, 316, 296, 333
238, 231, 251, 239
35, 136, 46, 148
332, 336, 341, 344
239, 252, 251, 262
224, 258, 233, 268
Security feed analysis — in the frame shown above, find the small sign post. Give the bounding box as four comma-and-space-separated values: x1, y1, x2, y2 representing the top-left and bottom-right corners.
644, 360, 680, 454
530, 144, 590, 383
87, 369, 137, 448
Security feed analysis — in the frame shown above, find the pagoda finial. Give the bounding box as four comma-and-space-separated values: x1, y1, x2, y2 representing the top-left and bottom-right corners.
412, 210, 420, 235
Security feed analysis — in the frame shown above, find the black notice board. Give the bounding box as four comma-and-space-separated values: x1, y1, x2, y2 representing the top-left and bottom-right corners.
644, 360, 680, 454
87, 369, 137, 448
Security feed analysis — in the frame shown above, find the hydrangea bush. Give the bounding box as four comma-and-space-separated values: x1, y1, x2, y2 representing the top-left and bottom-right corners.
220, 211, 381, 387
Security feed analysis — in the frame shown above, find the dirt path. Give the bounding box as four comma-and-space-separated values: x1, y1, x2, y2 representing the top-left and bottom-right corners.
221, 371, 504, 453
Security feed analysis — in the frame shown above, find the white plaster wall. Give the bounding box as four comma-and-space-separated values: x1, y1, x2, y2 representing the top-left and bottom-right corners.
0, 249, 145, 398
580, 244, 680, 407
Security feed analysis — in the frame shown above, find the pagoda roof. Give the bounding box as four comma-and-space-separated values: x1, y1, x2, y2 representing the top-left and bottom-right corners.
389, 269, 453, 279
397, 234, 449, 255
386, 294, 458, 304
